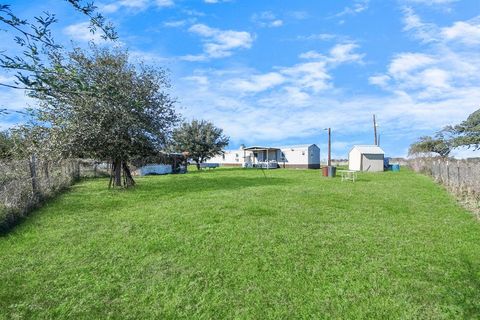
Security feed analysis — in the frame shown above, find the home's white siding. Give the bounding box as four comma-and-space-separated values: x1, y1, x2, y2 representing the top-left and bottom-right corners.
208, 150, 244, 166
280, 147, 308, 165
207, 144, 320, 169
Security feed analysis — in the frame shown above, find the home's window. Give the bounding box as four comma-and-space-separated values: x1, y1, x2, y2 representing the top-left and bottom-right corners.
235, 153, 239, 158
302, 151, 305, 155
222, 154, 225, 160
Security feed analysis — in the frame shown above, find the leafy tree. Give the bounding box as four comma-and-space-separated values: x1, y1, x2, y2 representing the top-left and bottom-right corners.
0, 130, 13, 158
172, 119, 229, 170
448, 108, 480, 150
32, 47, 179, 187
0, 2, 116, 100
408, 132, 452, 158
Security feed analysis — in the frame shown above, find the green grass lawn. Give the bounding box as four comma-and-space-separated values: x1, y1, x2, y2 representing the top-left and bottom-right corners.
1, 168, 479, 319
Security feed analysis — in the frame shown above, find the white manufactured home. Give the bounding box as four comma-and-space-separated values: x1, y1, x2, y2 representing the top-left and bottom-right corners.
206, 144, 320, 169
348, 145, 385, 172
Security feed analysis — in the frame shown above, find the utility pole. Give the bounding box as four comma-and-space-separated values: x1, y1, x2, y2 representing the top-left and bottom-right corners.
373, 114, 378, 146
325, 128, 331, 167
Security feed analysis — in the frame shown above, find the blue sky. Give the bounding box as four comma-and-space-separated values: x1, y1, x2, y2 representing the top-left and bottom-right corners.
1, 0, 479, 159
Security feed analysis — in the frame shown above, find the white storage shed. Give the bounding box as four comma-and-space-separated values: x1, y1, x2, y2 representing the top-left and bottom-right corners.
348, 145, 385, 172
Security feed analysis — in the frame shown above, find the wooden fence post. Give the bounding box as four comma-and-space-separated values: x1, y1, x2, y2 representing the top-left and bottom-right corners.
457, 165, 460, 189
76, 160, 80, 180
44, 161, 50, 189
446, 161, 449, 186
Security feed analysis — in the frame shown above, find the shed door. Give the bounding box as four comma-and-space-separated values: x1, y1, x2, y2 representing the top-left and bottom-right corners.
361, 154, 384, 172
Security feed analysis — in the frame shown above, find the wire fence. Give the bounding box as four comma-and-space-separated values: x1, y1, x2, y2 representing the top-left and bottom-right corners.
0, 158, 109, 232
407, 157, 480, 218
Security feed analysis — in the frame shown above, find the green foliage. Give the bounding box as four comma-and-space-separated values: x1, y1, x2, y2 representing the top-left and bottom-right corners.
0, 131, 14, 158
408, 132, 452, 157
0, 128, 42, 159
31, 46, 179, 187
0, 2, 116, 94
0, 169, 479, 318
410, 108, 480, 157
449, 108, 480, 150
172, 119, 229, 169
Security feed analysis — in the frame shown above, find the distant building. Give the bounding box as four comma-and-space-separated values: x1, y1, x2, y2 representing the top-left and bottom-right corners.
206, 144, 320, 169
134, 153, 188, 176
348, 145, 385, 172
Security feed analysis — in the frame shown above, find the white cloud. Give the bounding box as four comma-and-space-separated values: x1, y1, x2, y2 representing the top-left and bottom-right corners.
99, 0, 174, 13
185, 24, 254, 60
128, 50, 171, 64
299, 51, 325, 60
204, 0, 230, 3
163, 20, 189, 28
64, 22, 108, 43
402, 0, 458, 5
372, 51, 459, 95
372, 11, 480, 99
252, 11, 284, 28
175, 67, 479, 150
119, 0, 148, 9
329, 43, 364, 64
183, 76, 210, 86
99, 3, 120, 13
299, 42, 364, 65
336, 0, 370, 17
172, 18, 478, 157
225, 72, 286, 93
180, 54, 209, 62
402, 7, 440, 43
156, 0, 174, 7
202, 42, 364, 99
388, 53, 435, 76
289, 11, 309, 20
369, 74, 391, 87
442, 20, 480, 45
296, 33, 338, 41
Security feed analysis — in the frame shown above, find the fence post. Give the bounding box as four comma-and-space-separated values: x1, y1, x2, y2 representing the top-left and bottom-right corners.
29, 155, 38, 195
446, 161, 449, 186
76, 160, 80, 180
457, 165, 460, 189
44, 161, 51, 189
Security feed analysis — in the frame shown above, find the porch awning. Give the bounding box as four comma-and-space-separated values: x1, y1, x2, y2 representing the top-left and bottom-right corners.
243, 146, 280, 151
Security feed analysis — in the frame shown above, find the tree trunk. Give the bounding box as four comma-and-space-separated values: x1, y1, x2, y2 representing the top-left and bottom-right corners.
196, 161, 200, 170
108, 161, 114, 188
114, 159, 122, 187
109, 159, 135, 188
122, 162, 135, 187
